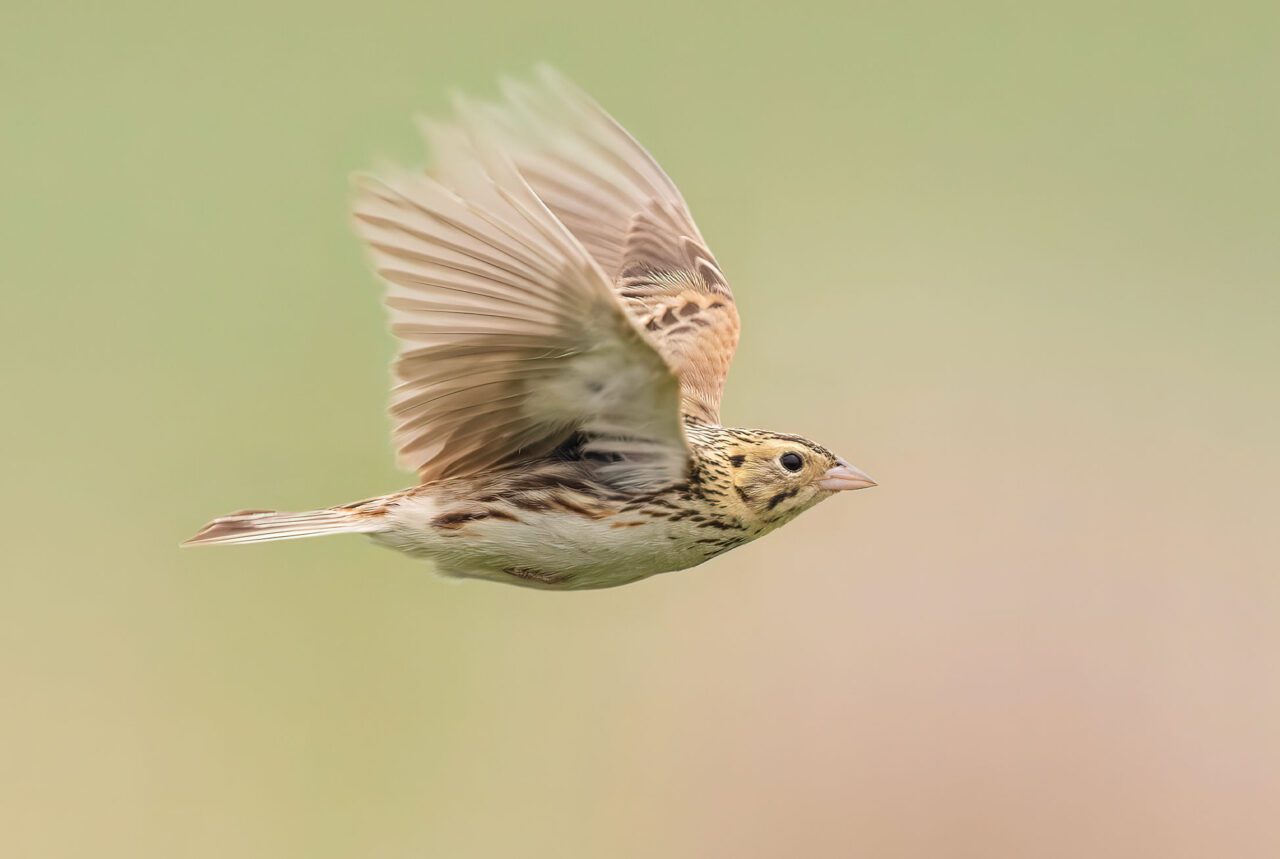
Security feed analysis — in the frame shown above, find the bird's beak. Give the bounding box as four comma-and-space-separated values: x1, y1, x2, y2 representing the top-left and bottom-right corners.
817, 459, 877, 492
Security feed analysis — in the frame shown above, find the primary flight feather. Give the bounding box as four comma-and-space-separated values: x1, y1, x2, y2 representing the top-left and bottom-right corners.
185, 68, 875, 589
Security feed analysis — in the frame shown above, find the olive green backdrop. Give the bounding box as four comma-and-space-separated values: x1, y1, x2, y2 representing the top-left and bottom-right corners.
4, 1, 1278, 857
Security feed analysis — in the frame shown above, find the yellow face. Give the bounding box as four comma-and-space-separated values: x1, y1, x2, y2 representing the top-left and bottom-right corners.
717, 432, 872, 527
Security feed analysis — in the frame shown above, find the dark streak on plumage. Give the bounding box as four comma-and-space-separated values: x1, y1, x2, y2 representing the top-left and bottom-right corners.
552, 496, 607, 519
510, 495, 553, 513
434, 509, 517, 530
698, 517, 746, 532
766, 488, 799, 511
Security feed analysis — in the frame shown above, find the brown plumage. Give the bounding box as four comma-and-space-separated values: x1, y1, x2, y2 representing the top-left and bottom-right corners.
185, 67, 875, 589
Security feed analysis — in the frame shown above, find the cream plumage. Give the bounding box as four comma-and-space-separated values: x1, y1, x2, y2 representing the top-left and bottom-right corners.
185, 68, 874, 589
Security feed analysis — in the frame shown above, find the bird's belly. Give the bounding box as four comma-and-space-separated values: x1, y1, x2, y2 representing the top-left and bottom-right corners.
375, 500, 729, 589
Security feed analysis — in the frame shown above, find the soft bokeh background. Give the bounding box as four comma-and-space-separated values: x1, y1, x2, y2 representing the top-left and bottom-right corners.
4, 1, 1278, 856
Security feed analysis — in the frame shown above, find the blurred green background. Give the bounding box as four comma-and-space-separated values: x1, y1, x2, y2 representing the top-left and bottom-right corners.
3, 1, 1278, 856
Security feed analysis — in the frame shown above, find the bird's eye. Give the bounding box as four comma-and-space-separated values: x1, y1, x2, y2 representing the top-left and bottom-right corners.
779, 452, 804, 472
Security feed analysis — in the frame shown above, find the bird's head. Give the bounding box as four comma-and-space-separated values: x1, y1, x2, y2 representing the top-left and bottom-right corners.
700, 428, 875, 528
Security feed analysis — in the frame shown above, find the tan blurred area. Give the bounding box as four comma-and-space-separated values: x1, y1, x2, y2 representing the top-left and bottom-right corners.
2, 1, 1277, 857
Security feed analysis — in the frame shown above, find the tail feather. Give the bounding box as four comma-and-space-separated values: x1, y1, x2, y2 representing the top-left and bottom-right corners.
183, 506, 383, 547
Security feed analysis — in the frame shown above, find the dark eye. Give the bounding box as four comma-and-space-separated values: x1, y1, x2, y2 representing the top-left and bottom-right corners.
779, 452, 804, 472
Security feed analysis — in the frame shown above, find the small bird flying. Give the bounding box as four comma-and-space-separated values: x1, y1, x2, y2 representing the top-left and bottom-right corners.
185, 68, 876, 589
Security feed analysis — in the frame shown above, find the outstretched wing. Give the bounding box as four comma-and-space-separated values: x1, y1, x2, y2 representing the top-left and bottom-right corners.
352, 110, 688, 490
432, 68, 741, 425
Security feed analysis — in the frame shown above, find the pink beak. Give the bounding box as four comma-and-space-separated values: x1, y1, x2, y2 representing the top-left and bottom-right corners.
817, 459, 877, 492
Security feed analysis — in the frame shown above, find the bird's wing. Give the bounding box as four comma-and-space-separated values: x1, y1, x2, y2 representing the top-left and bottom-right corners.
352, 112, 689, 490
431, 67, 741, 425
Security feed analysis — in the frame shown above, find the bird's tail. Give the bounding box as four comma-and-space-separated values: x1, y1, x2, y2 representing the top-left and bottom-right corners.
182, 504, 385, 547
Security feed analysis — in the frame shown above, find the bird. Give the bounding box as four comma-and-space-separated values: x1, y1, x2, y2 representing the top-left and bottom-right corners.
184, 67, 876, 589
